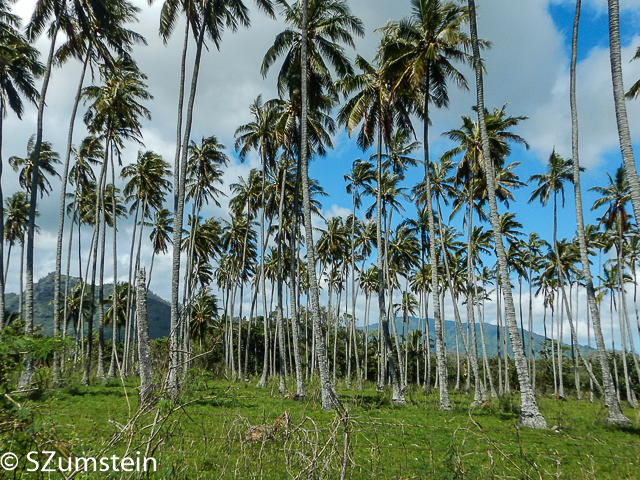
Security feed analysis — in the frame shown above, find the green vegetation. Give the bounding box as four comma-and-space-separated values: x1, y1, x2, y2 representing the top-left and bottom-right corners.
2, 376, 639, 479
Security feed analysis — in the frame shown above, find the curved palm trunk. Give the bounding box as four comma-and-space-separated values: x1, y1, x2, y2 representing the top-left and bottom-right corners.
20, 23, 59, 389
167, 19, 206, 398
571, 0, 630, 425
422, 91, 450, 410
607, 0, 640, 221
468, 0, 546, 428
53, 49, 91, 382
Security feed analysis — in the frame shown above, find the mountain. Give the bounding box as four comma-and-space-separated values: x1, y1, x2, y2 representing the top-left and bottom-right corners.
5, 272, 170, 339
366, 316, 580, 358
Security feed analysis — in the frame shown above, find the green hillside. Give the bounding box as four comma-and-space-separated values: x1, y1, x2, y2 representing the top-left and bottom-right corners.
5, 272, 170, 338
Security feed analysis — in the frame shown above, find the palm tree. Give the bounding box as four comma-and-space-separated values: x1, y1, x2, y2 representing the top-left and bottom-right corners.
263, 0, 363, 409
3, 193, 32, 313
52, 0, 146, 382
0, 11, 43, 330
378, 0, 479, 409
467, 0, 546, 429
121, 150, 171, 373
344, 158, 374, 387
11, 134, 58, 386
528, 151, 596, 398
337, 54, 411, 403
591, 166, 638, 406
83, 55, 150, 381
21, 0, 79, 383
235, 96, 282, 388
607, 0, 640, 225
9, 136, 61, 198
572, 0, 628, 419
166, 0, 275, 398
146, 208, 173, 288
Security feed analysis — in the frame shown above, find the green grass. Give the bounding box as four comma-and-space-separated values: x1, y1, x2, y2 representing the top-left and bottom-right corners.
3, 376, 640, 479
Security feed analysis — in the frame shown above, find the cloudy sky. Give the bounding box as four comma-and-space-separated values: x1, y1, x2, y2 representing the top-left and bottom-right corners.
5, 0, 640, 347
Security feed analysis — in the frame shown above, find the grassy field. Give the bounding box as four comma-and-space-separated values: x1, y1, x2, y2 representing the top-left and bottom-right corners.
2, 374, 640, 479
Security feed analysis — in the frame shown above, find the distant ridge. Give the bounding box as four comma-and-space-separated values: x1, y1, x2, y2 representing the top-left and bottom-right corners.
5, 272, 170, 339
366, 316, 589, 358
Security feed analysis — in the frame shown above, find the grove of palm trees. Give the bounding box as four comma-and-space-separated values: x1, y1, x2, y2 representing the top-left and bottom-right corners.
1, 0, 640, 478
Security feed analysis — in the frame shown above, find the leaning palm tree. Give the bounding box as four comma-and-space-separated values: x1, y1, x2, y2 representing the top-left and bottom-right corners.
467, 0, 546, 429
165, 0, 275, 398
607, 0, 640, 225
52, 0, 146, 381
83, 55, 150, 381
0, 11, 43, 330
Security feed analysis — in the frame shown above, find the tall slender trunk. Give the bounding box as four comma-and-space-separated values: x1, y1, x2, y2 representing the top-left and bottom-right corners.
572, 0, 630, 425
167, 19, 206, 398
300, 0, 338, 410
608, 0, 640, 219
468, 0, 546, 428
53, 49, 91, 382
20, 23, 60, 389
289, 161, 305, 396
136, 268, 155, 405
375, 127, 404, 403
422, 89, 450, 409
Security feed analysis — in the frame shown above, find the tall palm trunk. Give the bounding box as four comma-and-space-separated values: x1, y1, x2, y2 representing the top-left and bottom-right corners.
572, 0, 630, 425
607, 0, 640, 220
53, 49, 91, 382
20, 24, 59, 389
275, 164, 288, 393
300, 0, 338, 410
375, 127, 404, 404
136, 268, 155, 405
468, 0, 546, 428
289, 160, 305, 396
422, 88, 450, 410
256, 163, 270, 388
167, 19, 206, 397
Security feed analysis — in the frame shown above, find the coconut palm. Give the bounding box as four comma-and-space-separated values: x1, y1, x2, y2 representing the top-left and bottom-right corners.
607, 0, 640, 225
467, 0, 546, 428
235, 95, 282, 388
337, 53, 411, 404
146, 208, 173, 288
0, 13, 43, 330
121, 150, 171, 373
572, 0, 628, 419
262, 0, 363, 409
166, 0, 275, 398
344, 158, 374, 387
9, 136, 60, 198
83, 56, 150, 380
52, 0, 146, 381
